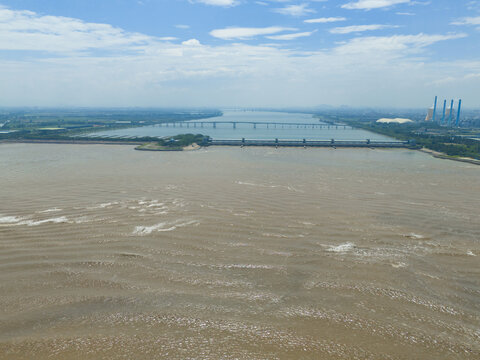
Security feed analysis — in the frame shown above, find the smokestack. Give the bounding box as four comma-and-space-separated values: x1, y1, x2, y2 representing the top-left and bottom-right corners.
441, 99, 446, 125
448, 99, 454, 126
432, 96, 438, 123
455, 99, 462, 127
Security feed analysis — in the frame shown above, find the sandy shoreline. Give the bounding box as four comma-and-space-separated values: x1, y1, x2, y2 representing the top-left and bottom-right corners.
418, 148, 480, 165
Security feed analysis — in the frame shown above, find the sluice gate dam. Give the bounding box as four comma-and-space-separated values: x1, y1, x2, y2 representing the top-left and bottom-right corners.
210, 139, 412, 148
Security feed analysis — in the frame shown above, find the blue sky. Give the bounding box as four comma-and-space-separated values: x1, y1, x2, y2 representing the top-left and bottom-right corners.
0, 0, 479, 107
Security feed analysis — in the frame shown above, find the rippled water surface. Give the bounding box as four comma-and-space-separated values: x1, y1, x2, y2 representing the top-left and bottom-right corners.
0, 144, 479, 359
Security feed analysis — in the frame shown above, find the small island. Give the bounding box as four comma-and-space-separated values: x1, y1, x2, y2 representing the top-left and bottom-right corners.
135, 134, 210, 152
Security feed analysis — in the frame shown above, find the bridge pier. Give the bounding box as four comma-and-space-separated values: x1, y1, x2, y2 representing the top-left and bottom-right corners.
213, 123, 216, 129
253, 123, 256, 129
233, 122, 236, 129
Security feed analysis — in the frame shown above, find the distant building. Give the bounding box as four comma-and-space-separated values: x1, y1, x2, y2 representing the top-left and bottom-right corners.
376, 118, 413, 124
425, 107, 434, 121
426, 105, 456, 123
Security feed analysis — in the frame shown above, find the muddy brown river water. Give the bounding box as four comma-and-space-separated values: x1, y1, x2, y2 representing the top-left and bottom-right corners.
0, 144, 479, 359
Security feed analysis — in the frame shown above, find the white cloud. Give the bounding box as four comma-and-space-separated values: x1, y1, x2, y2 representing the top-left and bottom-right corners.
334, 33, 467, 55
210, 26, 295, 40
274, 4, 315, 17
194, 0, 238, 6
0, 7, 476, 108
0, 7, 151, 53
451, 16, 480, 26
175, 24, 190, 29
182, 38, 201, 46
304, 17, 347, 23
330, 24, 398, 34
342, 0, 410, 10
266, 30, 316, 40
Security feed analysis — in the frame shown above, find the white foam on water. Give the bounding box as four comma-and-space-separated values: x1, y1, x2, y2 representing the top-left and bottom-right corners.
19, 216, 70, 226
98, 201, 119, 208
0, 215, 24, 224
38, 208, 62, 213
73, 216, 91, 224
236, 181, 303, 193
404, 233, 425, 239
132, 220, 198, 236
466, 251, 476, 257
262, 232, 288, 238
214, 264, 277, 270
133, 223, 175, 235
87, 201, 119, 210
392, 262, 407, 268
327, 242, 356, 253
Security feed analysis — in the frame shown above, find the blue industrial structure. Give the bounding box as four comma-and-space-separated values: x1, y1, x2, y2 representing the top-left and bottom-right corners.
441, 99, 446, 125
430, 96, 462, 127
455, 99, 462, 127
448, 99, 454, 126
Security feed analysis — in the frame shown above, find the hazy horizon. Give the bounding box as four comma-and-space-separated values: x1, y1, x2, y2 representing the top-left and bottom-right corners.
0, 1, 479, 107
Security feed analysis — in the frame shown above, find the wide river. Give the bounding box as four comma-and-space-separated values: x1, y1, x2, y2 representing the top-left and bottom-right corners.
89, 110, 393, 141
0, 143, 479, 359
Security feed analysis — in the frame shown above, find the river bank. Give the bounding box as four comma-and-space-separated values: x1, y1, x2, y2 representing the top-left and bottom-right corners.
418, 148, 480, 165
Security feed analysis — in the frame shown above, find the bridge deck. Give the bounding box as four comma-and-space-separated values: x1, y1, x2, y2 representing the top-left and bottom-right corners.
158, 121, 349, 129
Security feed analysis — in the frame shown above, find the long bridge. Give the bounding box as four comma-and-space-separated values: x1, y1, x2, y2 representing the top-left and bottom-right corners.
157, 121, 350, 130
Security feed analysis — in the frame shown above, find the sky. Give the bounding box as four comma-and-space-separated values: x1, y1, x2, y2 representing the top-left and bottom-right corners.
0, 0, 479, 108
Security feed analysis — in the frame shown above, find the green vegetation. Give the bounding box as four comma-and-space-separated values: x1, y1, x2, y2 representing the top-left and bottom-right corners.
345, 120, 480, 160
135, 134, 209, 151
158, 134, 209, 147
